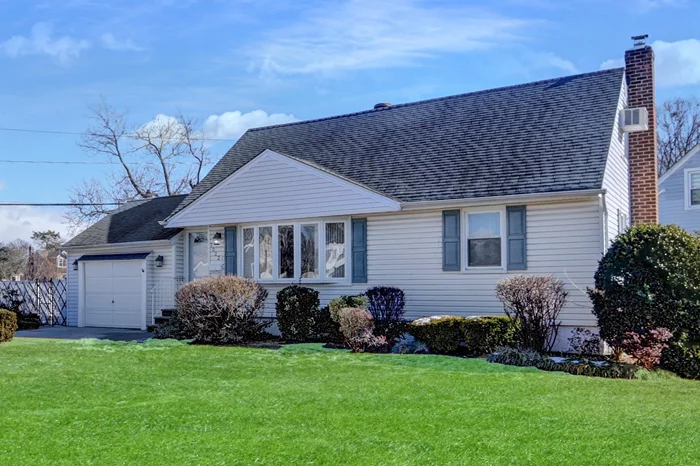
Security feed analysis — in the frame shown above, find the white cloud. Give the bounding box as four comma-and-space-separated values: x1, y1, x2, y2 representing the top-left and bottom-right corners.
0, 207, 68, 243
0, 22, 89, 64
600, 58, 624, 70
0, 181, 5, 191
251, 0, 530, 77
530, 52, 578, 74
653, 39, 700, 87
202, 110, 298, 140
100, 33, 143, 52
599, 39, 700, 87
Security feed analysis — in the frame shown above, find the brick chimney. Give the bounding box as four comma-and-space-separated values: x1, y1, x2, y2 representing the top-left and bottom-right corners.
625, 41, 658, 224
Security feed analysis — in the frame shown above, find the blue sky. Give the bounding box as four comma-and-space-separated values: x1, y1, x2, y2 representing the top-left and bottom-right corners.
1, 0, 699, 241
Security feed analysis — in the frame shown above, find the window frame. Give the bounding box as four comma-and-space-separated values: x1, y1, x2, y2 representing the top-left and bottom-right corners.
237, 217, 351, 284
685, 168, 700, 210
462, 207, 506, 271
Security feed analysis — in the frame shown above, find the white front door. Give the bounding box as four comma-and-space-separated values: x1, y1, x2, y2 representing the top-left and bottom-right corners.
84, 260, 143, 329
188, 232, 210, 281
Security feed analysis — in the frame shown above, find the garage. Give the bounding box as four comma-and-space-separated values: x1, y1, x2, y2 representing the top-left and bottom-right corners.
79, 253, 148, 330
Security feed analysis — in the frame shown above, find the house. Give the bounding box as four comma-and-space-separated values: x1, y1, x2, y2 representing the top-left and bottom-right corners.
658, 144, 700, 232
63, 42, 659, 350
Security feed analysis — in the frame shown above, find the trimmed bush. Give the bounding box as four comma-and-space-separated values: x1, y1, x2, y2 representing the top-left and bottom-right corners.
496, 275, 567, 352
154, 275, 269, 344
312, 306, 345, 344
588, 224, 700, 354
365, 287, 407, 343
662, 342, 700, 380
337, 307, 388, 353
17, 313, 41, 330
329, 294, 367, 323
410, 315, 519, 355
276, 285, 320, 342
0, 309, 18, 343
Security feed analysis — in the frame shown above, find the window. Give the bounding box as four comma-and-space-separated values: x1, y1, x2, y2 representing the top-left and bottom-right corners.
688, 170, 700, 208
466, 212, 502, 267
242, 228, 255, 278
188, 232, 210, 280
325, 222, 346, 278
240, 221, 347, 281
259, 226, 273, 279
301, 224, 319, 278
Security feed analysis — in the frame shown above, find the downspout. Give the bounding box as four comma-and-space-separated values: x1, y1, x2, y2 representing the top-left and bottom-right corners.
599, 193, 608, 254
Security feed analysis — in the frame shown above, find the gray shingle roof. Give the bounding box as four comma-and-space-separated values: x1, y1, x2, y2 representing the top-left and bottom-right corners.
171, 68, 624, 218
64, 195, 185, 247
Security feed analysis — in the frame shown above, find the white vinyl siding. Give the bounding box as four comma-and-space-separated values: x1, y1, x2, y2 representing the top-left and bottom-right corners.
659, 147, 700, 231
687, 170, 700, 208
166, 150, 400, 228
172, 199, 603, 334
602, 78, 630, 243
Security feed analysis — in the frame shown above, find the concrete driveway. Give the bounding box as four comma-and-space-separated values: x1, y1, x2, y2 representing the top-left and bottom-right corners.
16, 327, 152, 341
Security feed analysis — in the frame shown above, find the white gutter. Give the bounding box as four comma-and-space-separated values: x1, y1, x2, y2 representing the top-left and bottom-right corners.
400, 189, 606, 212
62, 239, 174, 252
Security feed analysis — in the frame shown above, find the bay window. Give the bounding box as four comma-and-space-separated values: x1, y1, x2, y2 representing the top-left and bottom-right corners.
241, 220, 348, 281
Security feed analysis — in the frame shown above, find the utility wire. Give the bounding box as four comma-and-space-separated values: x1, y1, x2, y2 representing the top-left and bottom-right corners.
0, 202, 121, 207
0, 126, 237, 142
0, 159, 215, 166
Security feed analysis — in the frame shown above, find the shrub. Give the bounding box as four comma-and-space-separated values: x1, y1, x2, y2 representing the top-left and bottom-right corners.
392, 334, 429, 354
337, 307, 388, 353
0, 289, 23, 314
17, 313, 41, 330
312, 306, 345, 344
0, 309, 18, 343
496, 275, 567, 352
487, 346, 543, 367
366, 287, 405, 322
410, 315, 519, 355
536, 358, 639, 379
329, 294, 368, 323
662, 342, 700, 380
567, 328, 601, 355
588, 224, 700, 354
276, 285, 320, 342
155, 275, 269, 344
620, 327, 673, 370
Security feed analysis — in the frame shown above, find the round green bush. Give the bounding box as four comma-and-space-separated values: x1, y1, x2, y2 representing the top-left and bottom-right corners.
276, 285, 320, 342
588, 224, 700, 350
410, 315, 519, 355
661, 342, 700, 380
0, 309, 18, 343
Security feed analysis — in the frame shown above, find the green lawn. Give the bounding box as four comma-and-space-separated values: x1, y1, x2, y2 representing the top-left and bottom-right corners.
2, 339, 700, 466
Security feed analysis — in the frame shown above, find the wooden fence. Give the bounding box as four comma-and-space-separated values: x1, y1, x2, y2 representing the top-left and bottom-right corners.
0, 280, 67, 326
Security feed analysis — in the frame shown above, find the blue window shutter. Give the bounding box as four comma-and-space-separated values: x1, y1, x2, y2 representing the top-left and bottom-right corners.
506, 206, 527, 270
442, 210, 461, 271
351, 218, 367, 283
225, 227, 237, 275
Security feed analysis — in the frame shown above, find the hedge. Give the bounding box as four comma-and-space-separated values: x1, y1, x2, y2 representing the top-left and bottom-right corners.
0, 309, 18, 343
410, 315, 519, 355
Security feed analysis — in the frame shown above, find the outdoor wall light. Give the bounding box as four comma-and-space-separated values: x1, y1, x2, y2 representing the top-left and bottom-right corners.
72, 261, 78, 271
212, 232, 222, 246
155, 255, 164, 268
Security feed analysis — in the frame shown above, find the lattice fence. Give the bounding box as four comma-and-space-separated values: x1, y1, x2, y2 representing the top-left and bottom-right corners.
0, 280, 67, 326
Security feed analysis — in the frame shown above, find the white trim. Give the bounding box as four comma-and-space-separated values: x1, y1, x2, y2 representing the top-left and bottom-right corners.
140, 259, 148, 331
165, 149, 400, 227
462, 206, 506, 272
77, 260, 86, 327
684, 168, 700, 210
401, 189, 605, 211
659, 143, 700, 185
63, 239, 173, 252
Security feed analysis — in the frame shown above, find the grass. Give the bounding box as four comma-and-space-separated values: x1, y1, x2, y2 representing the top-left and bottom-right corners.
2, 338, 700, 465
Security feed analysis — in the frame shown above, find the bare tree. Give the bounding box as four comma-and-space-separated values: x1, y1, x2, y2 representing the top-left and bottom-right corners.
658, 97, 700, 175
67, 99, 212, 232
0, 240, 30, 280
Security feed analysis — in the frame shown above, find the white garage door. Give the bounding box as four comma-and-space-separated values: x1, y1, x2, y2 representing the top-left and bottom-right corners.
84, 260, 143, 329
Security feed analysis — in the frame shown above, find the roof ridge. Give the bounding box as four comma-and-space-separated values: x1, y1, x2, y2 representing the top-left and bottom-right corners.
246, 68, 625, 133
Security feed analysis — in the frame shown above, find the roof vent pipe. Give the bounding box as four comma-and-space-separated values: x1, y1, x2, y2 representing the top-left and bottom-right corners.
374, 102, 392, 109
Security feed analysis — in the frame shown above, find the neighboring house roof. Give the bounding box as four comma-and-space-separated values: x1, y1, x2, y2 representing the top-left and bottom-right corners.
171, 68, 625, 218
63, 195, 185, 247
658, 144, 700, 185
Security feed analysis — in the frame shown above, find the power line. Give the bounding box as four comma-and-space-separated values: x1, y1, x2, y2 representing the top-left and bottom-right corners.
0, 159, 215, 166
0, 126, 237, 142
0, 202, 121, 207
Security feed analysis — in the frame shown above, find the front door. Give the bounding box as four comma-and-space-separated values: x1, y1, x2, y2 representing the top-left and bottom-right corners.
188, 232, 210, 281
